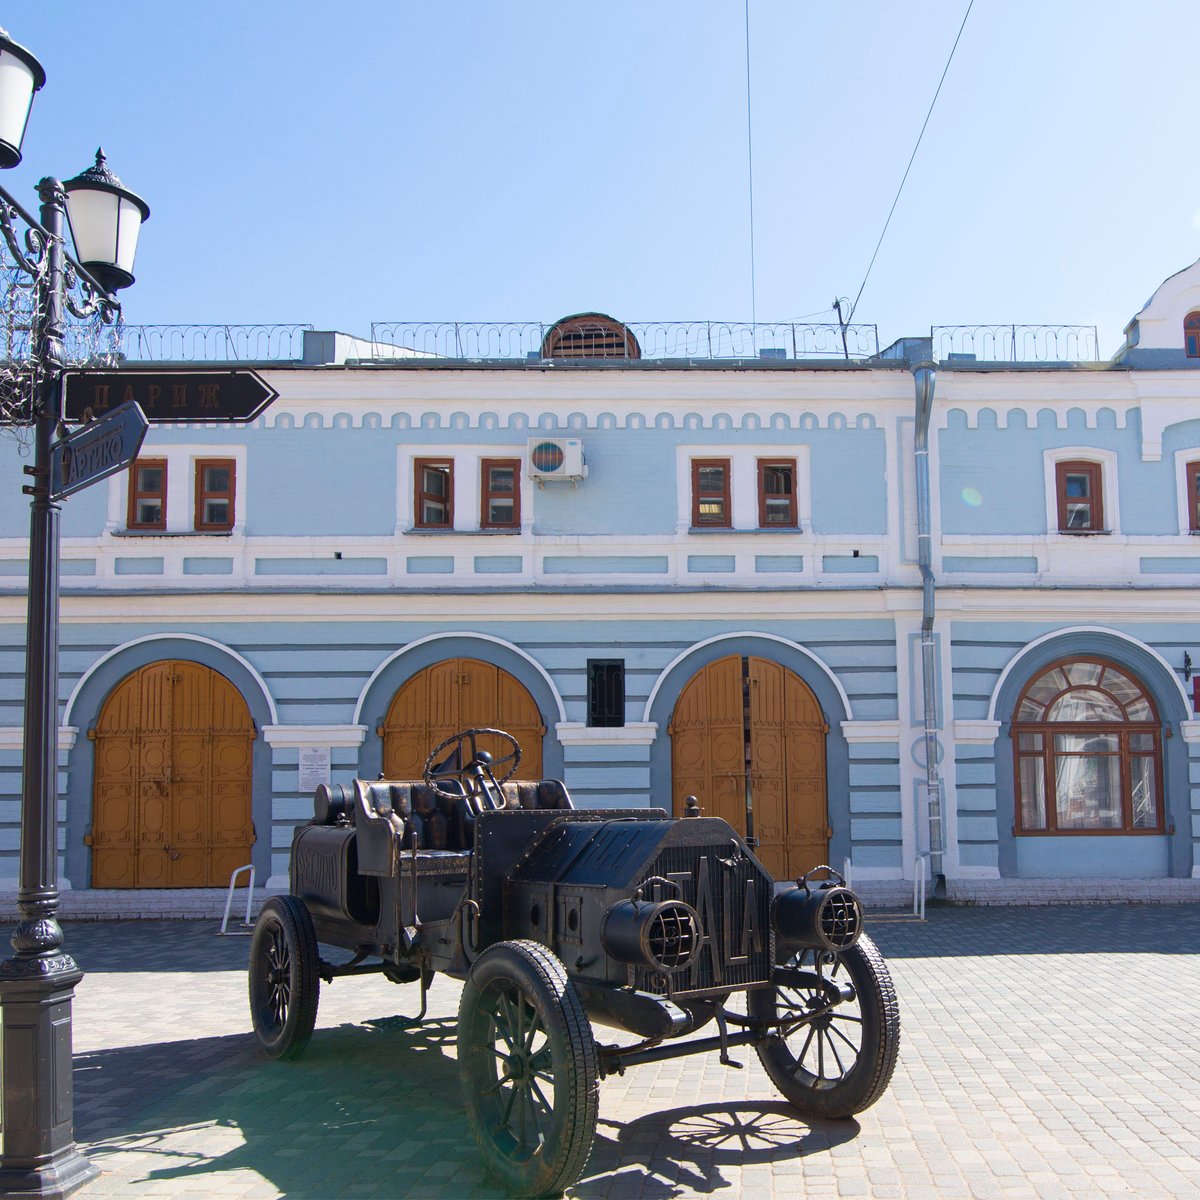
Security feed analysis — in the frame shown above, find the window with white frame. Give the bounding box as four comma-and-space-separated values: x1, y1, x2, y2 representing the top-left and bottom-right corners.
678, 445, 810, 532
1043, 448, 1117, 536
117, 447, 245, 534
400, 446, 528, 533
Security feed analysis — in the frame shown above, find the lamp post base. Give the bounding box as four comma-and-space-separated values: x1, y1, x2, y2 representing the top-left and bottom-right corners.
0, 1154, 98, 1200
0, 954, 98, 1199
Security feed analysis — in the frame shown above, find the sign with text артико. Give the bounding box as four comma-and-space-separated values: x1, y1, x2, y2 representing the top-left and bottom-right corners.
48, 400, 149, 502
63, 368, 279, 424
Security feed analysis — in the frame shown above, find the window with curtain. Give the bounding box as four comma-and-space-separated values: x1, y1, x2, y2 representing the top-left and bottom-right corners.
1013, 659, 1163, 834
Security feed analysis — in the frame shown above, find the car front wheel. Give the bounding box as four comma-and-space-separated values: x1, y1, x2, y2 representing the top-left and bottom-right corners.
458, 939, 598, 1197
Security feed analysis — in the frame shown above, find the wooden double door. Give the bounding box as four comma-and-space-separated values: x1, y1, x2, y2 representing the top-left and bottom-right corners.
90, 660, 256, 888
381, 658, 545, 780
670, 655, 829, 880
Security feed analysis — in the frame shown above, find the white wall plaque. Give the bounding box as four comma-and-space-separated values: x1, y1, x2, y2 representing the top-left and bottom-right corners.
298, 746, 332, 793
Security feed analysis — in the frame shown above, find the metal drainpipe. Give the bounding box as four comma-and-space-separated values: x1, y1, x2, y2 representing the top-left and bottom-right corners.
912, 359, 946, 896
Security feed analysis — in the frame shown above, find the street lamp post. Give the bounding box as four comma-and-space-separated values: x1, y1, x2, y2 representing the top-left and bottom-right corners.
0, 28, 148, 1198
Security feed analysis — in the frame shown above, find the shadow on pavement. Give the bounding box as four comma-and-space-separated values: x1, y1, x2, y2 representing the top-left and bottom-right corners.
867, 903, 1200, 959
74, 1011, 859, 1198
56, 920, 253, 973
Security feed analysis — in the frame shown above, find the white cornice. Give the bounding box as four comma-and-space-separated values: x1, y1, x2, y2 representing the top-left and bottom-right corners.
262, 725, 368, 748
555, 722, 658, 746
954, 720, 1001, 744
0, 726, 78, 752
840, 720, 901, 743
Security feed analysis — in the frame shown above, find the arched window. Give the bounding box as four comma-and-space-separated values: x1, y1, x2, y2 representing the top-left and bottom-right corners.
1185, 311, 1200, 358
1013, 659, 1163, 834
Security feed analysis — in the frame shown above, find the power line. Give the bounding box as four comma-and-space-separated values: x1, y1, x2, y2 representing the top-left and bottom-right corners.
744, 0, 757, 325
849, 0, 975, 321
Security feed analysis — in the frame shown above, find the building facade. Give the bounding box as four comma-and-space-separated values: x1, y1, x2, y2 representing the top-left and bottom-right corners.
4, 272, 1200, 910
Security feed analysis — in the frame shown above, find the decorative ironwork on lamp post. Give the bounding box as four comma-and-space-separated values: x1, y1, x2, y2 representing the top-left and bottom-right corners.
0, 27, 149, 1199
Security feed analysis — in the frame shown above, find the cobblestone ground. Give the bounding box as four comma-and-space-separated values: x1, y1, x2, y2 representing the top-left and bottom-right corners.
37, 905, 1200, 1199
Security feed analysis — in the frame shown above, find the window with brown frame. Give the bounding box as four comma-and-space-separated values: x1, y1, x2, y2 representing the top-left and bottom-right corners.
692, 459, 730, 527
1055, 460, 1104, 532
127, 458, 167, 530
480, 458, 520, 529
194, 459, 235, 531
1189, 461, 1200, 532
1012, 658, 1163, 835
1185, 312, 1200, 358
414, 459, 453, 528
758, 459, 797, 527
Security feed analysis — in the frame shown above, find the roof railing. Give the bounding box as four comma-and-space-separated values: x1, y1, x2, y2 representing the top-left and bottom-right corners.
932, 324, 1099, 363
369, 320, 880, 362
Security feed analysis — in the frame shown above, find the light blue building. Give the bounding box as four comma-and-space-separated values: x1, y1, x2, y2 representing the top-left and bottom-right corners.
3, 268, 1200, 912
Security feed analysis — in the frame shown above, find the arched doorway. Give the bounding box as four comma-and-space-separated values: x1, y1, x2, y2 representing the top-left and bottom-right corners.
381, 658, 545, 780
90, 660, 255, 888
669, 655, 828, 879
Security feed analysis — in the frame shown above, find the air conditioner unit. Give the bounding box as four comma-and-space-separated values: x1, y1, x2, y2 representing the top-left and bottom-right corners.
527, 437, 587, 483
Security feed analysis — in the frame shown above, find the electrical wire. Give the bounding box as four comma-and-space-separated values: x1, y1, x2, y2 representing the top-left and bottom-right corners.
744, 0, 757, 325
849, 0, 975, 321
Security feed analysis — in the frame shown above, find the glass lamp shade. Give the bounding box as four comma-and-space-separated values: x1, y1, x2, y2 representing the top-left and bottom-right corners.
63, 149, 150, 293
0, 28, 45, 169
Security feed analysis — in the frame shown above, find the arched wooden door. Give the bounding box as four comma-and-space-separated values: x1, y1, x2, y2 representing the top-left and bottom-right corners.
90, 660, 256, 888
381, 658, 545, 780
669, 655, 829, 880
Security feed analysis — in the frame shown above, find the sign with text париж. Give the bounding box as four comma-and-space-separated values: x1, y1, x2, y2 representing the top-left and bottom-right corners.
48, 400, 149, 501
63, 369, 278, 424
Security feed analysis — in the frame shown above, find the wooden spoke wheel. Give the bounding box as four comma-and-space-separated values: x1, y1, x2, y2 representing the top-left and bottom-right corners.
458, 940, 598, 1197
750, 932, 899, 1119
248, 895, 320, 1060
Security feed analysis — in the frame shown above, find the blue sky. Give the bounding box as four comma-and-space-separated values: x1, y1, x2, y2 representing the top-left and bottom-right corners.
6, 1, 1199, 355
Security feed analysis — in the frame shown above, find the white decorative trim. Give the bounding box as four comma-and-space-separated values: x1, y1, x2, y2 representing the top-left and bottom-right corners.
0, 726, 79, 752
839, 720, 900, 743
63, 633, 280, 726
953, 720, 1002, 744
1180, 721, 1200, 744
554, 722, 658, 746
262, 725, 368, 748
986, 626, 1191, 721
352, 631, 567, 724
642, 632, 853, 723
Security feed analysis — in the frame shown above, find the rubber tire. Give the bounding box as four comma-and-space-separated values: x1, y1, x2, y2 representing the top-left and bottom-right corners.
751, 932, 899, 1119
248, 895, 321, 1061
458, 940, 598, 1198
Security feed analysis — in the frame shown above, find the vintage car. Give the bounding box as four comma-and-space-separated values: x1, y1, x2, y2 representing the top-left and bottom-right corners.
248, 727, 900, 1197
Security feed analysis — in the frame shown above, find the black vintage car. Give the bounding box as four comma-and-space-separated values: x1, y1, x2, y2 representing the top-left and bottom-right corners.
248, 728, 900, 1197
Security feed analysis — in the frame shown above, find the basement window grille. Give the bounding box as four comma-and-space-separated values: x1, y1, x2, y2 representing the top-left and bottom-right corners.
587, 660, 625, 727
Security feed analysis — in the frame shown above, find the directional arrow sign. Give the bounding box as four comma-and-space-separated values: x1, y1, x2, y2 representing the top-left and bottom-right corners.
64, 369, 278, 423
49, 400, 149, 501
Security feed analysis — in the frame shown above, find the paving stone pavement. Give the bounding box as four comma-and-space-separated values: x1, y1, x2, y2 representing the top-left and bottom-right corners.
27, 904, 1200, 1199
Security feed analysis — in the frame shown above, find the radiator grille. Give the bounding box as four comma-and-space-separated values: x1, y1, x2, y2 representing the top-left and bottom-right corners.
636, 841, 773, 997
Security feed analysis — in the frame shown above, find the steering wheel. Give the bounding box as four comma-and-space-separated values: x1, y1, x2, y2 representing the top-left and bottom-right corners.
422, 728, 522, 811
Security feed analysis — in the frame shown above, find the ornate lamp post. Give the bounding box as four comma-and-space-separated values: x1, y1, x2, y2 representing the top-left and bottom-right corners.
0, 27, 148, 1198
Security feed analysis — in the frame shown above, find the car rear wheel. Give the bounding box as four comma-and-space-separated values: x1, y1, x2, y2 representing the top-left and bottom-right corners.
248, 895, 320, 1060
458, 940, 598, 1197
750, 932, 899, 1119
